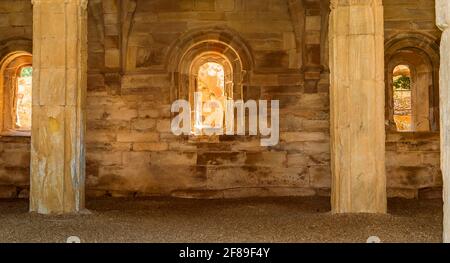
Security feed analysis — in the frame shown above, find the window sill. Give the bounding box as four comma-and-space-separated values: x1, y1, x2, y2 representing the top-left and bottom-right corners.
0, 130, 31, 138
386, 130, 439, 135
386, 130, 440, 142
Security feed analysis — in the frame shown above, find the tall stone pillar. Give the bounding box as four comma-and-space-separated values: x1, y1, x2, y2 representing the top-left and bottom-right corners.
436, 0, 450, 243
329, 0, 386, 213
30, 0, 88, 214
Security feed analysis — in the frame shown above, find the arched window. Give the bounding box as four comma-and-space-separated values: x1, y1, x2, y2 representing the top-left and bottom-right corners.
0, 51, 32, 135
169, 29, 253, 140
392, 65, 412, 131
195, 62, 226, 132
16, 66, 32, 130
385, 34, 439, 132
386, 52, 433, 133
189, 53, 233, 136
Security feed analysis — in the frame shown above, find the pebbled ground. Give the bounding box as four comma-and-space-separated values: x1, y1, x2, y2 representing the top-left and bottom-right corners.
0, 197, 442, 243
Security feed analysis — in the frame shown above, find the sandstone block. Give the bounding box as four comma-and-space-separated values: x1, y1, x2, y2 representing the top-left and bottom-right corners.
133, 142, 169, 152
198, 152, 246, 166
117, 131, 159, 143
245, 152, 286, 167
131, 118, 157, 131
387, 167, 435, 189
281, 132, 327, 142
149, 152, 197, 166
309, 166, 331, 188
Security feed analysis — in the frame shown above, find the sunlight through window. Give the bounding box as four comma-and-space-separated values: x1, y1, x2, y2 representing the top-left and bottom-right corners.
195, 62, 226, 132
16, 66, 32, 130
392, 65, 412, 132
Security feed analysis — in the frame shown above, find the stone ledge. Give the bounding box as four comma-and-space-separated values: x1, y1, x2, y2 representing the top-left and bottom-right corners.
171, 187, 317, 199
6, 187, 441, 200
418, 187, 443, 200
0, 133, 31, 143
386, 132, 440, 142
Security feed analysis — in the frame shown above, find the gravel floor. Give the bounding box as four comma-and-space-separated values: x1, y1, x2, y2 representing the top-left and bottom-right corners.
0, 197, 442, 243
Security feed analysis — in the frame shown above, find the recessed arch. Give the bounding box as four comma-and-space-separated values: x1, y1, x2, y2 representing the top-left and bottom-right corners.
0, 51, 33, 134
0, 38, 32, 59
385, 33, 440, 132
168, 27, 254, 106
167, 27, 254, 73
392, 64, 412, 131
189, 52, 233, 135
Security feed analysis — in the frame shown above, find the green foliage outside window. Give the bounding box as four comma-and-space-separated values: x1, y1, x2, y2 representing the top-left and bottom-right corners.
20, 67, 33, 78
393, 75, 411, 90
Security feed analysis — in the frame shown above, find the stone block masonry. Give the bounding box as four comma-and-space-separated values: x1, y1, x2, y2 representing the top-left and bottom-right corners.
0, 0, 443, 205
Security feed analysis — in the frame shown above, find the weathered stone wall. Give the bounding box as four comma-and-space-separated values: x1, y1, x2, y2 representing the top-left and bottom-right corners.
0, 0, 444, 200
85, 0, 332, 198
384, 0, 440, 41
384, 0, 443, 199
0, 136, 30, 198
386, 133, 442, 199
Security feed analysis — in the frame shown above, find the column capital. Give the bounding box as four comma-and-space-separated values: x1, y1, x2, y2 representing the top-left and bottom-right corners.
436, 0, 450, 31
330, 0, 381, 9
31, 0, 88, 9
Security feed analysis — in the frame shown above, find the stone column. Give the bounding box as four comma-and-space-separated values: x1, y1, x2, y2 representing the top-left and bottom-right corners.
30, 0, 88, 214
329, 0, 386, 213
436, 0, 450, 243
